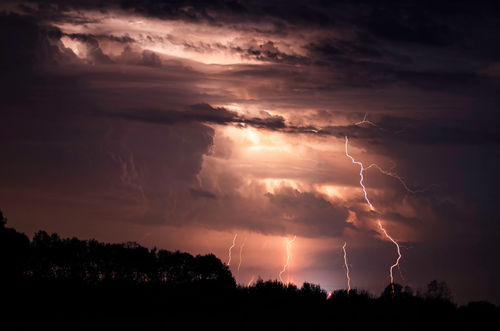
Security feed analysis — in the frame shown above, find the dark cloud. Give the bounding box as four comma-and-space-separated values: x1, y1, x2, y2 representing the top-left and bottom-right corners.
190, 188, 217, 200
107, 102, 500, 147
355, 2, 453, 46
66, 33, 135, 44
118, 46, 163, 67
106, 103, 287, 130
243, 41, 311, 65
319, 115, 500, 146
265, 186, 351, 237
0, 13, 216, 228
7, 1, 500, 94
0, 13, 52, 105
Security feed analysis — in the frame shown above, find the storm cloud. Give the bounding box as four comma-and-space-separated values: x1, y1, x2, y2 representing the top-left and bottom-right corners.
1, 1, 499, 304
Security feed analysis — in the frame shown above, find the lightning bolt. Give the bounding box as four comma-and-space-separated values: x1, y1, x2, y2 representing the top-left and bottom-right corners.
352, 115, 433, 194
378, 221, 402, 288
342, 242, 351, 293
279, 236, 296, 284
345, 136, 404, 293
247, 275, 255, 287
227, 233, 238, 266
237, 240, 245, 274
345, 136, 374, 210
355, 113, 380, 129
364, 163, 421, 194
353, 111, 430, 195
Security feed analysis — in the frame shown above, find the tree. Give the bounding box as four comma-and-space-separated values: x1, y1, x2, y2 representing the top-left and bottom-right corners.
381, 283, 403, 299
0, 210, 6, 228
300, 282, 327, 301
0, 211, 30, 279
426, 280, 453, 302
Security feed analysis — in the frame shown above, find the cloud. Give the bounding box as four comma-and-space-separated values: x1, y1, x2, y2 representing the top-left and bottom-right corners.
107, 103, 500, 147
105, 103, 287, 130
2, 0, 500, 304
66, 32, 135, 44
265, 186, 351, 237
190, 188, 217, 200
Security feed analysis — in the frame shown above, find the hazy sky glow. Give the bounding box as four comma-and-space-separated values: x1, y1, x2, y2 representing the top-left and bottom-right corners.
1, 1, 499, 304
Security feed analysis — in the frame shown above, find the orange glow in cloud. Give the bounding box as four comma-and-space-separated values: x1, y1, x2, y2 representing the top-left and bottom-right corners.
53, 11, 313, 66
60, 36, 85, 58
261, 178, 303, 194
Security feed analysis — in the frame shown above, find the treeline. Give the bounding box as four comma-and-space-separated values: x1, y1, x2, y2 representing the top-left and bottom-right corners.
0, 211, 497, 330
0, 212, 234, 287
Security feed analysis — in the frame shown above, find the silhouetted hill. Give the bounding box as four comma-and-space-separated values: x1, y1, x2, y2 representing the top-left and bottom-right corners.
0, 210, 497, 330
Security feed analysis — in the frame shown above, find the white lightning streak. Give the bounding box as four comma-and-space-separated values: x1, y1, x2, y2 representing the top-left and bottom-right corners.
279, 236, 296, 283
365, 163, 420, 194
342, 242, 351, 293
345, 136, 404, 292
227, 233, 238, 266
345, 136, 374, 210
355, 113, 380, 129
247, 275, 255, 287
378, 221, 402, 286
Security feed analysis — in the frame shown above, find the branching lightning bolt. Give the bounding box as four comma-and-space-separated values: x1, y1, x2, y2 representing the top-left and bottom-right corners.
345, 136, 404, 292
365, 163, 420, 194
227, 233, 238, 266
342, 242, 351, 293
355, 113, 380, 129
352, 114, 430, 194
345, 136, 374, 210
378, 221, 402, 289
279, 236, 296, 284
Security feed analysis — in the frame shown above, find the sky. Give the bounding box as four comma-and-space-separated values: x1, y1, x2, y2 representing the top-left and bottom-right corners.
1, 0, 499, 304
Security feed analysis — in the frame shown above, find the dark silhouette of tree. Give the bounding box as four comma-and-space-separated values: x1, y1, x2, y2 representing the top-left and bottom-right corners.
0, 210, 30, 280
193, 253, 234, 286
0, 210, 6, 227
425, 280, 453, 302
18, 224, 236, 292
380, 283, 403, 299
300, 282, 326, 301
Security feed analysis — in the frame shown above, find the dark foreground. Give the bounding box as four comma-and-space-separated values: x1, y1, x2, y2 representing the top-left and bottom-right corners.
0, 212, 497, 330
